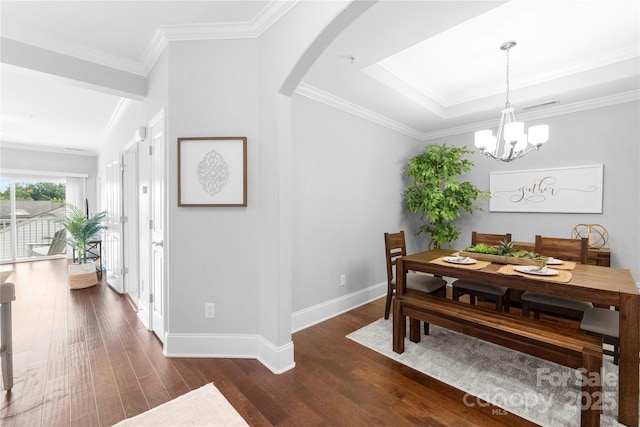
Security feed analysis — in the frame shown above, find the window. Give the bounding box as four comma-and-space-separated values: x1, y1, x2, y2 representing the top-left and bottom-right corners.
0, 172, 86, 262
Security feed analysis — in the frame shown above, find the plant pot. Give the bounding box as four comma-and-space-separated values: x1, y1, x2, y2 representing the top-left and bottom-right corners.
81, 262, 95, 272
68, 264, 97, 289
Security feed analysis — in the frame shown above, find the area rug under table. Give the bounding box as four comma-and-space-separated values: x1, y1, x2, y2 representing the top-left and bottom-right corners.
112, 383, 249, 426
347, 317, 621, 427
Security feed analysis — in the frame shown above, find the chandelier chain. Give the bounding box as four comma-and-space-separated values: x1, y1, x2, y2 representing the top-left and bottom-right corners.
505, 47, 511, 108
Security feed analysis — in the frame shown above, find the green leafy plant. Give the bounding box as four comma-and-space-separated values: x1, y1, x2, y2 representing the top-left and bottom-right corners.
464, 243, 546, 260
404, 144, 490, 249
496, 240, 514, 255
59, 204, 107, 264
464, 243, 498, 254
511, 250, 546, 260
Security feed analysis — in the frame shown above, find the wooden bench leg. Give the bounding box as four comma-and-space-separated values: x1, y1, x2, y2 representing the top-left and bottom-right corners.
580, 345, 602, 427
393, 298, 405, 354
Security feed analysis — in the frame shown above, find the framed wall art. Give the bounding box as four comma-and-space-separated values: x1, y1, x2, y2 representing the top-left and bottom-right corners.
178, 137, 247, 207
490, 164, 603, 213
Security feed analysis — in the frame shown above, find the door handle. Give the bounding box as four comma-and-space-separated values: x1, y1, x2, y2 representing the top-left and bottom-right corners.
152, 240, 164, 247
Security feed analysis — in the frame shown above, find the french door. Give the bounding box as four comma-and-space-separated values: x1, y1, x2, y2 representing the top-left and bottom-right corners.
136, 109, 166, 342
104, 161, 123, 292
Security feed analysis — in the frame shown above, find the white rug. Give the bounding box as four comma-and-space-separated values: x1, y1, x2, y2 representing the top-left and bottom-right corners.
112, 383, 249, 426
347, 317, 621, 427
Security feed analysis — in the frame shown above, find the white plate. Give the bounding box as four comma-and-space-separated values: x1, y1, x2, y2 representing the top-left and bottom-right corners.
545, 257, 564, 265
443, 256, 477, 265
513, 266, 559, 276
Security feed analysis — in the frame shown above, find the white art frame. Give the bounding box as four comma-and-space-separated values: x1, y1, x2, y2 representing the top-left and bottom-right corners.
178, 137, 247, 207
490, 164, 603, 213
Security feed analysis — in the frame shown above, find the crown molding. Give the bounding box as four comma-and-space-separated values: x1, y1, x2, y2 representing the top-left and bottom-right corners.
453, 45, 640, 106
141, 0, 299, 75
377, 58, 448, 107
3, 1, 298, 77
100, 98, 132, 142
296, 83, 639, 142
421, 90, 640, 141
295, 83, 424, 140
377, 45, 640, 110
0, 141, 98, 156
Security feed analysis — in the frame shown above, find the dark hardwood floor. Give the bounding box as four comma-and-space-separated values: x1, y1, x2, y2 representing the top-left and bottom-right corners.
0, 259, 537, 426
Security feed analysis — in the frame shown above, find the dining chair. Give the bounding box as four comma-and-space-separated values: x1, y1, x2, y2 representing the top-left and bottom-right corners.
452, 232, 511, 312
580, 307, 619, 365
384, 231, 447, 333
521, 235, 593, 320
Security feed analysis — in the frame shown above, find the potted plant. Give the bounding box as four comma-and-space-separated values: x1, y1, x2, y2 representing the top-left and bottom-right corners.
59, 204, 107, 270
403, 144, 490, 249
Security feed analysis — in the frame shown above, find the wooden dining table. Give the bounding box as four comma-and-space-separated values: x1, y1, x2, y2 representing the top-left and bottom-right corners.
394, 249, 639, 426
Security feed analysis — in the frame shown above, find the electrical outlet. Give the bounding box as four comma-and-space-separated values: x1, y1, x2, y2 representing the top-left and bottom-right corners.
205, 303, 215, 318
339, 274, 346, 287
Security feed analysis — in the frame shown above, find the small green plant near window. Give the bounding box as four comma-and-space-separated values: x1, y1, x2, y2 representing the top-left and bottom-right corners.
404, 144, 490, 249
58, 204, 107, 264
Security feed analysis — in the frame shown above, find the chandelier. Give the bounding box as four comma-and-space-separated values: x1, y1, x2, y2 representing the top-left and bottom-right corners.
474, 41, 549, 162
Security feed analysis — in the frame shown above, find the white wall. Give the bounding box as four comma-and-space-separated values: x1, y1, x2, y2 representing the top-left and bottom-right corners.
287, 97, 640, 329
291, 94, 425, 314
166, 38, 261, 334
158, 1, 358, 373
431, 101, 640, 280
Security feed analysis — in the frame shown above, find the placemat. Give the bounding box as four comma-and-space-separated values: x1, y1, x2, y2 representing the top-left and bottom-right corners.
546, 260, 576, 270
497, 264, 572, 283
430, 256, 491, 270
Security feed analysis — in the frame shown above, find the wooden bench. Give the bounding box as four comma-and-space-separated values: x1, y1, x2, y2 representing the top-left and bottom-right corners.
393, 292, 603, 427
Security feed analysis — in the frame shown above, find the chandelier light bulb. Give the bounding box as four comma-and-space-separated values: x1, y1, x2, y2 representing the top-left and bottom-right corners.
528, 125, 549, 146
504, 121, 524, 142
474, 130, 492, 150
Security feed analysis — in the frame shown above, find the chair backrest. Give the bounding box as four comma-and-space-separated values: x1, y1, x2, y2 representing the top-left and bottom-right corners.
534, 235, 588, 263
471, 231, 512, 246
48, 229, 67, 256
384, 231, 407, 285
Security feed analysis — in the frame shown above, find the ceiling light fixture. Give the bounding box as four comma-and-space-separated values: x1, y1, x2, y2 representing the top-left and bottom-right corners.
475, 41, 549, 162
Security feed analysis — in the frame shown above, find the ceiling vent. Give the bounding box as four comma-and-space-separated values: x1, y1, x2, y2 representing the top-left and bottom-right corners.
522, 100, 559, 110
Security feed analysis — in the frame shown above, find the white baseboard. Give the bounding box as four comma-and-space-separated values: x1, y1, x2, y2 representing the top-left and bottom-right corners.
161, 282, 386, 374
291, 282, 387, 333
164, 332, 295, 374
257, 336, 296, 374
137, 305, 150, 330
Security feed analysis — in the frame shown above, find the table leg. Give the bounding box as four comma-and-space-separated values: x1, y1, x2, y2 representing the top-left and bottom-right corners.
618, 293, 639, 426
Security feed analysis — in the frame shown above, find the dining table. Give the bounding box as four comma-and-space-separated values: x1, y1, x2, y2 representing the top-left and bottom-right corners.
394, 249, 639, 426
